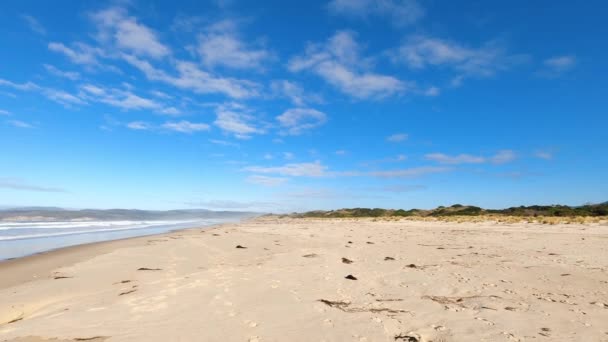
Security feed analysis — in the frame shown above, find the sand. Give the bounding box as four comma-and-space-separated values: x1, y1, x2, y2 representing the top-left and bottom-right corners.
1, 217, 607, 341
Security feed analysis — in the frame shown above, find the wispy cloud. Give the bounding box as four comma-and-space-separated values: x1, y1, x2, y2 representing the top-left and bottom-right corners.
271, 80, 323, 106
126, 121, 152, 130
44, 64, 80, 80
184, 199, 277, 210
391, 35, 527, 85
374, 184, 427, 193
91, 7, 170, 59
425, 153, 485, 165
0, 78, 88, 107
244, 161, 327, 177
538, 55, 576, 77
276, 108, 327, 135
327, 0, 424, 27
245, 161, 451, 179
490, 150, 516, 164
162, 120, 210, 133
21, 14, 46, 35
368, 166, 450, 178
386, 133, 408, 142
80, 83, 179, 113
246, 175, 288, 186
7, 120, 35, 129
209, 139, 239, 147
361, 154, 407, 166
44, 89, 86, 106
213, 103, 265, 139
197, 19, 272, 70
0, 177, 66, 193
0, 109, 11, 116
289, 31, 406, 99
0, 79, 40, 91
48, 42, 104, 67
534, 150, 554, 160
425, 150, 516, 165
122, 54, 260, 99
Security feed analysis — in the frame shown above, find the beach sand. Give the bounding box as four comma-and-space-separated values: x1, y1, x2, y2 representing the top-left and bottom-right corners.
1, 217, 607, 341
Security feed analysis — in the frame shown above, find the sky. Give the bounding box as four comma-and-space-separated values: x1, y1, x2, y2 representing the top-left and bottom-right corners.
1, 0, 607, 212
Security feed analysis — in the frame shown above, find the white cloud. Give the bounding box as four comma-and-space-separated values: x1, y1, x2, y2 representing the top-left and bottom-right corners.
425, 153, 485, 164
424, 86, 440, 96
150, 90, 172, 99
535, 150, 554, 160
425, 150, 516, 165
328, 0, 424, 27
0, 109, 11, 115
283, 152, 295, 160
162, 120, 210, 133
376, 184, 427, 193
91, 7, 170, 59
184, 199, 278, 210
276, 108, 327, 135
244, 161, 327, 177
490, 150, 516, 164
197, 20, 271, 70
209, 139, 239, 147
213, 103, 264, 139
0, 177, 66, 193
80, 83, 178, 112
271, 80, 322, 106
246, 175, 288, 187
386, 133, 408, 142
7, 120, 34, 129
360, 154, 407, 166
0, 78, 86, 107
289, 31, 405, 99
368, 166, 450, 178
43, 64, 80, 80
48, 42, 103, 67
335, 150, 347, 155
159, 107, 181, 115
539, 55, 576, 77
243, 160, 453, 180
0, 79, 40, 91
392, 35, 526, 82
122, 55, 260, 99
21, 14, 46, 35
126, 121, 152, 130
43, 89, 87, 106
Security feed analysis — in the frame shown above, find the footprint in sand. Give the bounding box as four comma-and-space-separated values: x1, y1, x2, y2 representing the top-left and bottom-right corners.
475, 317, 495, 326
244, 320, 258, 328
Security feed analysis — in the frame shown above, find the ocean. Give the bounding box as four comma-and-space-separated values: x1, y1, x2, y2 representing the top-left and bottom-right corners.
0, 219, 232, 260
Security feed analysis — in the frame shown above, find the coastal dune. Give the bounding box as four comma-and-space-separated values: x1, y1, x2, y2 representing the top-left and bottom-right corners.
1, 218, 607, 341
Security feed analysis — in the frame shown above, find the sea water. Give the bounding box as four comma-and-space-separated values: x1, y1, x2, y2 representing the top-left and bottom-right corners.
0, 219, 232, 260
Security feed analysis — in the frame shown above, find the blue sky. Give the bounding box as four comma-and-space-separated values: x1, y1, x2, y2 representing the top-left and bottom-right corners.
1, 0, 607, 212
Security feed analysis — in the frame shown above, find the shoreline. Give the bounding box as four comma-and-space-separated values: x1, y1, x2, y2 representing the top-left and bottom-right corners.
0, 222, 232, 290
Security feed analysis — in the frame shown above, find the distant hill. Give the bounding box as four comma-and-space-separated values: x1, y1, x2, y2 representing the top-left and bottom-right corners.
0, 208, 260, 221
290, 203, 608, 218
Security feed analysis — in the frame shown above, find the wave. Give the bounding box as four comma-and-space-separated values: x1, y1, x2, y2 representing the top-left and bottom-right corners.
0, 220, 213, 241
0, 220, 186, 230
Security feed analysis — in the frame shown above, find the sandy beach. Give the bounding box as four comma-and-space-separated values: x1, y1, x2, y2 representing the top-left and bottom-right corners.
1, 217, 607, 342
